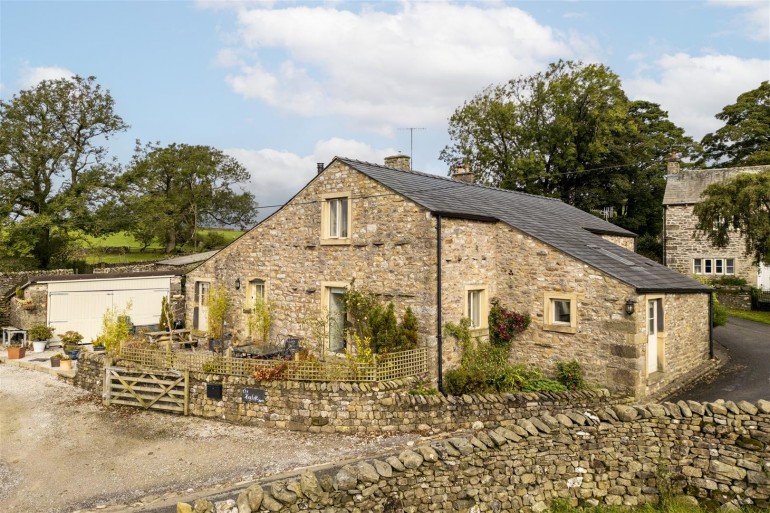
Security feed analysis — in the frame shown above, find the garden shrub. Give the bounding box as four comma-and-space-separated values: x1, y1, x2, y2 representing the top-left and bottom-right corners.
488, 298, 530, 349
712, 295, 728, 327
710, 275, 747, 286
342, 284, 420, 354
555, 360, 586, 390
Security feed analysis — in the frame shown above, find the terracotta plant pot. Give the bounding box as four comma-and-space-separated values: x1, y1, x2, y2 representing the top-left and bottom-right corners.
7, 346, 25, 359
60, 359, 72, 370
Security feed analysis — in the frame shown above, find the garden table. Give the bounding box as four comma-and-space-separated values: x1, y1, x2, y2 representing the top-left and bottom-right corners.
2, 326, 27, 346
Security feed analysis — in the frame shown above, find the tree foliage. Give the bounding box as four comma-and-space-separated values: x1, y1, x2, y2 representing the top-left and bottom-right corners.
701, 81, 770, 167
0, 75, 128, 268
694, 170, 770, 266
117, 142, 257, 253
440, 61, 697, 255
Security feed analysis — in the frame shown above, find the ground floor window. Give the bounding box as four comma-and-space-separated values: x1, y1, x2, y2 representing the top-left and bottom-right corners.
464, 286, 488, 329
693, 258, 734, 276
543, 292, 577, 334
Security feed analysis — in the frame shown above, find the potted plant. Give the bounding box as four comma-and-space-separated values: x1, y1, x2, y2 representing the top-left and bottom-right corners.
50, 352, 62, 368
59, 352, 73, 370
92, 337, 106, 352
29, 325, 55, 352
60, 330, 84, 360
7, 343, 25, 359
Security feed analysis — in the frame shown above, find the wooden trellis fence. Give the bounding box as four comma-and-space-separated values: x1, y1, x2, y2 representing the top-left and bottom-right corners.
103, 366, 189, 415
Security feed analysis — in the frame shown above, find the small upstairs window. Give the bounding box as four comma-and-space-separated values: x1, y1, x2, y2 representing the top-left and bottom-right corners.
321, 192, 352, 244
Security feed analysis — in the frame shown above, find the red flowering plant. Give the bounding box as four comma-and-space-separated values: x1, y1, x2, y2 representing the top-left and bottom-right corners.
488, 298, 531, 349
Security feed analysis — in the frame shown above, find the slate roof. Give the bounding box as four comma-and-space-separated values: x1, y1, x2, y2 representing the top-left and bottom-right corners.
663, 165, 769, 205
338, 158, 710, 294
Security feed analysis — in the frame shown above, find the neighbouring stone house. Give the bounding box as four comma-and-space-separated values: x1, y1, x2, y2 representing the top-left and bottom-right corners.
663, 160, 770, 291
187, 156, 711, 398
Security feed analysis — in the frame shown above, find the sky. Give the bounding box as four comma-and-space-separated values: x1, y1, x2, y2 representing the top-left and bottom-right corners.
1, 0, 769, 220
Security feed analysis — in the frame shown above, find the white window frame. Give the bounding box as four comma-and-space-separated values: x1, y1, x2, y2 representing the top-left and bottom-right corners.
693, 257, 735, 276
464, 286, 488, 330
321, 192, 352, 245
543, 292, 577, 334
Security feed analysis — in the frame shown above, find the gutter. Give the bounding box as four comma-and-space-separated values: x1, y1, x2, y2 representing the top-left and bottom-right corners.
435, 214, 444, 395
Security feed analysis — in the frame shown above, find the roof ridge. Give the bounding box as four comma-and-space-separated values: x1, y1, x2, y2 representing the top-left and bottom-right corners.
336, 156, 563, 203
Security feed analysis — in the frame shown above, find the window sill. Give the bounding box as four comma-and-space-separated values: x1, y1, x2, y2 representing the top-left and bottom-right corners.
320, 238, 351, 246
469, 327, 489, 337
543, 324, 577, 334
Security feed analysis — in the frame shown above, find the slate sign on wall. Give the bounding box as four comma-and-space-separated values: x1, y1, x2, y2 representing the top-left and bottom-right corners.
242, 387, 267, 403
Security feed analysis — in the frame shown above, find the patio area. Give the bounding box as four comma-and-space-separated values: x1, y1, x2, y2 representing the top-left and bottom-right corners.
0, 344, 78, 378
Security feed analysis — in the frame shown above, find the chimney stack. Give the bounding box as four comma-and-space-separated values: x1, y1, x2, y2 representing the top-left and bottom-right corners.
317, 162, 325, 175
451, 162, 475, 184
384, 154, 411, 171
666, 152, 680, 175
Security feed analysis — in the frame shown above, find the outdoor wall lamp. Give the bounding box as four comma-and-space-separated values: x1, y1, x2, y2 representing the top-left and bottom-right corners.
625, 299, 636, 315
235, 278, 241, 290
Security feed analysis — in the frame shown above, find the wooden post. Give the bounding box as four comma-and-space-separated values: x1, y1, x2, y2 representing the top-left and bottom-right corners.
103, 367, 111, 406
183, 370, 190, 416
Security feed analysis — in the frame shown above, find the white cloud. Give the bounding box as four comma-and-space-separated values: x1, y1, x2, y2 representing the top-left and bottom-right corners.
216, 2, 590, 132
225, 138, 395, 218
19, 65, 75, 89
708, 0, 769, 41
625, 53, 769, 139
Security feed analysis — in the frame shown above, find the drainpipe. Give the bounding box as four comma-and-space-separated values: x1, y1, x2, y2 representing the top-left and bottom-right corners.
708, 292, 714, 359
436, 214, 444, 395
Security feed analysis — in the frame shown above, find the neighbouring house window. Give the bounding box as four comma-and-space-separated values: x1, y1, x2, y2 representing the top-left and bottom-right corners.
321, 193, 352, 244
693, 257, 735, 276
464, 286, 488, 329
543, 292, 578, 334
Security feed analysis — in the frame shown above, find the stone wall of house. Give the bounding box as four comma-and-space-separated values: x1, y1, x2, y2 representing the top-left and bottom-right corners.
488, 224, 710, 399
645, 292, 711, 398
180, 399, 770, 513
715, 286, 753, 311
8, 283, 49, 332
493, 224, 641, 396
186, 160, 439, 354
665, 204, 756, 285
600, 234, 636, 252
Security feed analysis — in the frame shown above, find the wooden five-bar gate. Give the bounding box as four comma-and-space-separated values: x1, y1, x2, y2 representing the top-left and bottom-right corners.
103, 366, 190, 415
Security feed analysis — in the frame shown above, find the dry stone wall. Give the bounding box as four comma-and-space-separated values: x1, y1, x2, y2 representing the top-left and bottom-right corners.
181, 399, 770, 513
0, 269, 73, 326
715, 286, 753, 311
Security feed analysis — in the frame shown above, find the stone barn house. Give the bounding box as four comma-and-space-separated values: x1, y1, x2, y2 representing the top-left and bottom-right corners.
187, 156, 711, 399
663, 161, 770, 291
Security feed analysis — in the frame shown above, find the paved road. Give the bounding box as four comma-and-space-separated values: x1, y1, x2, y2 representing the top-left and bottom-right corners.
670, 316, 770, 403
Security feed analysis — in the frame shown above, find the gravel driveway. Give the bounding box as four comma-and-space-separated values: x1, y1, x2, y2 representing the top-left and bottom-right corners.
0, 363, 418, 513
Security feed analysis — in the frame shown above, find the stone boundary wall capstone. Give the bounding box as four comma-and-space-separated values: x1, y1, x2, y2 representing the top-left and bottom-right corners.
92, 262, 176, 274
184, 399, 770, 513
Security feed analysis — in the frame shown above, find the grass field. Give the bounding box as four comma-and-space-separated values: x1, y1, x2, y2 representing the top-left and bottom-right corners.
728, 309, 770, 325
81, 229, 244, 264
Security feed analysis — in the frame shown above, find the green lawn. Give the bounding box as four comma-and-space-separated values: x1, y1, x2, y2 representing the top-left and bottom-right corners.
80, 229, 245, 264
728, 309, 770, 325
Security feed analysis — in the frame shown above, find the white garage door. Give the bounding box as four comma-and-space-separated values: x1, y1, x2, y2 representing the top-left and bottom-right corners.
47, 277, 171, 343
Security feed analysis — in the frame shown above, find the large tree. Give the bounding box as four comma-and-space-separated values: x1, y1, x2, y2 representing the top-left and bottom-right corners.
694, 171, 770, 266
701, 81, 770, 167
440, 61, 696, 258
0, 75, 128, 268
118, 143, 257, 253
